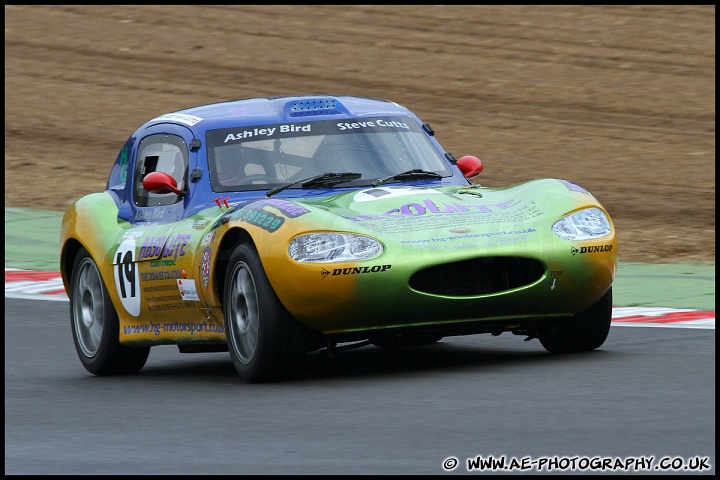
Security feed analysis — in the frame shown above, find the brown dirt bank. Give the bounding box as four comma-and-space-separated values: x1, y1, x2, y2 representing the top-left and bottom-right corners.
4, 5, 715, 264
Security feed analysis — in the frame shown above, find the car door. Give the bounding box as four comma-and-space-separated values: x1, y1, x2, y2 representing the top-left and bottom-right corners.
112, 129, 225, 343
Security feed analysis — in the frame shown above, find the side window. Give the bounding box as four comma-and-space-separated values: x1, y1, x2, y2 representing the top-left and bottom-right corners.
134, 134, 188, 207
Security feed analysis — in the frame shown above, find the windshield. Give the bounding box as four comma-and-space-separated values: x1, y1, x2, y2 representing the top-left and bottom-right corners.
206, 116, 451, 192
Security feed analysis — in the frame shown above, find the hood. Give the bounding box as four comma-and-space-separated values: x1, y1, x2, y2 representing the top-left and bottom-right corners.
271, 178, 599, 241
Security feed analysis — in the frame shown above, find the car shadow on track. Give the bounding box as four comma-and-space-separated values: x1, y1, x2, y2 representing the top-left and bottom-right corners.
295, 341, 610, 381
112, 339, 611, 384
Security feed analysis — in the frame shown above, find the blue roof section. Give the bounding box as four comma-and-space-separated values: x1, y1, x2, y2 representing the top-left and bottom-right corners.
141, 95, 412, 133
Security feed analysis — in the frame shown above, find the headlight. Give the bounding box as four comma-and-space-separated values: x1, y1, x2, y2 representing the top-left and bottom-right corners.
552, 208, 612, 241
289, 232, 383, 262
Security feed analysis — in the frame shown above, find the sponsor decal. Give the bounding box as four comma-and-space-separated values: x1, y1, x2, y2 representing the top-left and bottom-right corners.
200, 230, 216, 246
138, 233, 192, 261
177, 279, 200, 301
346, 198, 522, 221
336, 119, 410, 131
261, 198, 310, 218
149, 259, 176, 267
327, 265, 392, 277
399, 228, 536, 245
151, 113, 203, 126
559, 179, 592, 196
122, 230, 145, 239
161, 234, 192, 260
134, 209, 165, 222
571, 244, 613, 256
186, 219, 210, 229
140, 269, 185, 281
218, 117, 419, 143
201, 248, 211, 288
407, 233, 531, 251
144, 292, 181, 304
226, 207, 284, 232
345, 202, 544, 235
216, 117, 418, 145
122, 319, 225, 336
139, 236, 167, 259
223, 124, 312, 143
142, 284, 178, 293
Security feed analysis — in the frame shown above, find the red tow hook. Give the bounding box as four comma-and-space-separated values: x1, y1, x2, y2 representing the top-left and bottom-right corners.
212, 197, 230, 209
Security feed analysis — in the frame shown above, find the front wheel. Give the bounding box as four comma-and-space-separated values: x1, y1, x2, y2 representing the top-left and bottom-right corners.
223, 243, 309, 382
70, 248, 150, 375
538, 287, 613, 354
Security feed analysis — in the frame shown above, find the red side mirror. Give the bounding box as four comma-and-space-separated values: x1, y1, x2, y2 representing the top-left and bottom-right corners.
456, 155, 483, 179
142, 171, 182, 195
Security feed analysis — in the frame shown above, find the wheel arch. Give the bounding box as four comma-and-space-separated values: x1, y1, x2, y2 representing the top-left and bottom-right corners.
60, 238, 85, 294
213, 227, 257, 307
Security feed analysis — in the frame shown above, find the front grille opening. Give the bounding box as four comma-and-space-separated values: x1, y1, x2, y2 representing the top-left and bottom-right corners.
409, 257, 545, 296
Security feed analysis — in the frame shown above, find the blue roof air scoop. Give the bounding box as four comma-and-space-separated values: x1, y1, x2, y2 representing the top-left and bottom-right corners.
285, 98, 348, 117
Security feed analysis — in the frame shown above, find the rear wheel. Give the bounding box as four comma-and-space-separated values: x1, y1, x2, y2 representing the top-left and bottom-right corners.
538, 287, 613, 354
70, 248, 150, 375
223, 243, 309, 382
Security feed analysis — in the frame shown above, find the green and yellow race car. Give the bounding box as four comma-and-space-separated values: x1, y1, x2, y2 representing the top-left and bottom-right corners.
60, 95, 618, 382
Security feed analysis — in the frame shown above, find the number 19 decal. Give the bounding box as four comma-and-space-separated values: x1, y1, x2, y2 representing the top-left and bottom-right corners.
114, 238, 141, 316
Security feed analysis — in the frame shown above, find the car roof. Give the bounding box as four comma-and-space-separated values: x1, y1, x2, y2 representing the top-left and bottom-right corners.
137, 95, 417, 135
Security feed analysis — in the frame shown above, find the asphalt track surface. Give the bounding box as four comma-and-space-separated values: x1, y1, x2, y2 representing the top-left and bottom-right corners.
4, 298, 716, 475
4, 207, 716, 474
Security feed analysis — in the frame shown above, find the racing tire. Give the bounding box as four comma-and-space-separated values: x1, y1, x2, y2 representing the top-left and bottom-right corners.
70, 248, 150, 375
223, 243, 308, 383
538, 287, 613, 354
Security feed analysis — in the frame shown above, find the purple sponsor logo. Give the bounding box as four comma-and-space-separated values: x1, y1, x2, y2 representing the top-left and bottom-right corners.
138, 234, 192, 261
261, 198, 310, 218
345, 198, 521, 221
138, 236, 167, 260
559, 179, 592, 196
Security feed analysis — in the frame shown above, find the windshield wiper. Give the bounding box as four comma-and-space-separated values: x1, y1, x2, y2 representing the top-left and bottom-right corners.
266, 172, 362, 198
372, 169, 443, 188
